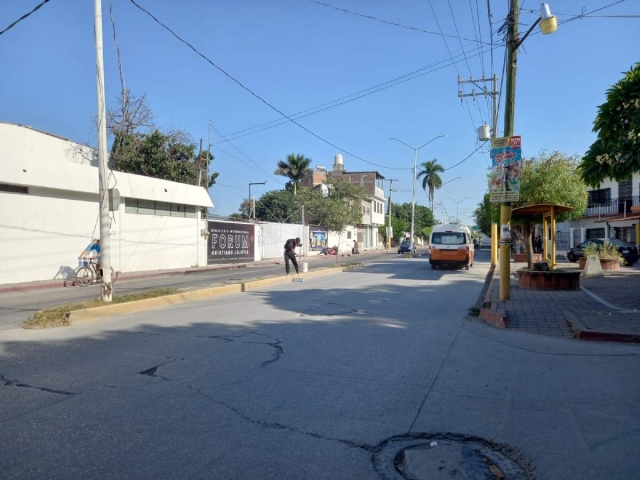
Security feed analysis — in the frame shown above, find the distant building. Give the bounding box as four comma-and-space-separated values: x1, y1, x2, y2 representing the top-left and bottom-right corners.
0, 122, 213, 285
300, 154, 386, 250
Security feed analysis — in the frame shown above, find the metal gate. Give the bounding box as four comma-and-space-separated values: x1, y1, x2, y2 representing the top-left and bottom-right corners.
614, 226, 636, 244
618, 179, 632, 213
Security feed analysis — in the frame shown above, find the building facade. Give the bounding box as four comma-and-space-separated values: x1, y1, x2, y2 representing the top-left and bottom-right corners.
0, 122, 214, 285
300, 154, 386, 250
554, 175, 640, 249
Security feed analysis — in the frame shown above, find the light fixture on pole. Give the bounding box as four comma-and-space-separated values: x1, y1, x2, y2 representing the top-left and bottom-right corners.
390, 135, 446, 250
248, 181, 267, 220
448, 197, 469, 223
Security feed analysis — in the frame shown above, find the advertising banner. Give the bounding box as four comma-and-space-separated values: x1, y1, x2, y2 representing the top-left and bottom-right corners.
310, 230, 327, 251
207, 221, 255, 264
489, 135, 522, 202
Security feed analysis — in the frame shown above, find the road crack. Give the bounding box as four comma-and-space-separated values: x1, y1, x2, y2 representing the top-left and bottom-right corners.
0, 374, 77, 396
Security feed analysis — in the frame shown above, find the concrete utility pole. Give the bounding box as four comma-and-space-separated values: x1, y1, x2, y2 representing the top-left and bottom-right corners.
94, 0, 113, 302
248, 181, 266, 220
498, 0, 519, 300
458, 74, 499, 266
385, 178, 398, 249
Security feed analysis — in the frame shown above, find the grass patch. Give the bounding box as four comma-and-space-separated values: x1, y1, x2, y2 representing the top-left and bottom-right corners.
23, 288, 180, 330
468, 306, 481, 317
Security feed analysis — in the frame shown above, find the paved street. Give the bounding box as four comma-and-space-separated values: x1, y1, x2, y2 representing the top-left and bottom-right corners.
1, 251, 639, 479
0, 251, 391, 330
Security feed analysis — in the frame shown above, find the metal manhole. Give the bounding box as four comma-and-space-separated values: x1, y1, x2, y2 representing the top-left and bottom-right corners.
373, 433, 537, 480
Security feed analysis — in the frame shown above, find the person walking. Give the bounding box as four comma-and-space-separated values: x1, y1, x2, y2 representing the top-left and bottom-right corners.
284, 237, 302, 275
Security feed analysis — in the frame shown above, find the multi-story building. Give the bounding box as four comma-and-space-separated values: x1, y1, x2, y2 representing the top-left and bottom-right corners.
558, 175, 640, 248
300, 154, 386, 250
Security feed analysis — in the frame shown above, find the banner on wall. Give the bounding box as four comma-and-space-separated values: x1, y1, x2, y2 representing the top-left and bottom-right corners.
310, 230, 327, 251
207, 221, 255, 264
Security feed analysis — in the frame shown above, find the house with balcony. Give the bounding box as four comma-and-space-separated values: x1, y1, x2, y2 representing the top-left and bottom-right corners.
557, 175, 640, 249
300, 154, 386, 250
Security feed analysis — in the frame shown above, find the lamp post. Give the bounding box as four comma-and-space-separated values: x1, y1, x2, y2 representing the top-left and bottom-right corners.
390, 135, 446, 249
499, 1, 557, 300
248, 181, 266, 220
448, 196, 469, 223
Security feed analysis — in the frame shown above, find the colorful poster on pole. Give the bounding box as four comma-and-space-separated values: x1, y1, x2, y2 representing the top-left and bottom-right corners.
489, 135, 521, 202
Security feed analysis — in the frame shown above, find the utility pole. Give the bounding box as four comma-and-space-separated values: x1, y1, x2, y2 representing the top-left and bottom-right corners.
385, 178, 398, 249
94, 0, 112, 302
458, 73, 499, 267
197, 138, 203, 186
498, 0, 519, 300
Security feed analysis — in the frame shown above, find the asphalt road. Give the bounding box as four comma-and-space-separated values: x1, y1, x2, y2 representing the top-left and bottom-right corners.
1, 251, 638, 479
0, 251, 393, 330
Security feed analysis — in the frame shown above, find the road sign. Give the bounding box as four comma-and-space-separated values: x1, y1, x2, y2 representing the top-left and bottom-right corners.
489, 135, 521, 202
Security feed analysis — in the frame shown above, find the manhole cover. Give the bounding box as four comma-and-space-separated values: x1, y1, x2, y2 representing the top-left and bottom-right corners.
373, 433, 537, 480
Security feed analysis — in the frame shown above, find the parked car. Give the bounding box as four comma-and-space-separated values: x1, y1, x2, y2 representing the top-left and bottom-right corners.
566, 238, 639, 266
398, 240, 415, 254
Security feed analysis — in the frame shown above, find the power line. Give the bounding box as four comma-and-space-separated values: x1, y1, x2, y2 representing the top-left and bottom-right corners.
129, 0, 410, 172
213, 43, 500, 145
309, 0, 491, 45
0, 0, 51, 36
216, 182, 246, 192
444, 144, 484, 171
428, 0, 482, 132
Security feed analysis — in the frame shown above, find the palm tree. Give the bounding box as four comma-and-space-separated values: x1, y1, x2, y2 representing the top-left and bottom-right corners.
416, 159, 445, 211
274, 153, 313, 195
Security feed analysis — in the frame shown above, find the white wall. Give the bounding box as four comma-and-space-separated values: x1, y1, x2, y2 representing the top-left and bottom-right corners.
257, 222, 305, 259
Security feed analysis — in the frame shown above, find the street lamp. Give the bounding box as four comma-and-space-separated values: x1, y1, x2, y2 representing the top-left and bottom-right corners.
248, 181, 267, 220
448, 196, 469, 223
498, 1, 558, 301
390, 135, 446, 248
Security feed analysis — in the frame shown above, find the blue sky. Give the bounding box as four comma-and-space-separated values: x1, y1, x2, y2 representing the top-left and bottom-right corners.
1, 0, 639, 221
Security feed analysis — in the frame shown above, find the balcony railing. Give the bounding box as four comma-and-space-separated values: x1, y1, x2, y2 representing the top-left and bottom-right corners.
583, 197, 639, 218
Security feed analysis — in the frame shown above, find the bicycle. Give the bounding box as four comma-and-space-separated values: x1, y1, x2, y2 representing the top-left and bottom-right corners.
75, 257, 118, 287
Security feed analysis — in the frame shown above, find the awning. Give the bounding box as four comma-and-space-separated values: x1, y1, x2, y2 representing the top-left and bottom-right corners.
511, 203, 573, 217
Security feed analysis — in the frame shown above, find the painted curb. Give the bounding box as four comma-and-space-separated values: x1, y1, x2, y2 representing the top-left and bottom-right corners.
564, 310, 640, 343
479, 266, 508, 328
68, 284, 243, 324
67, 264, 365, 324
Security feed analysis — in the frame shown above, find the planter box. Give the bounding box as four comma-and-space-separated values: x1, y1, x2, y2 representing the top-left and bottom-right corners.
578, 257, 621, 271
513, 253, 542, 263
517, 269, 581, 290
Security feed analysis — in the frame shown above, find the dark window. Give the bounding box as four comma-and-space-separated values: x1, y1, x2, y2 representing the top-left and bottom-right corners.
587, 189, 611, 207
618, 179, 632, 200
432, 232, 466, 245
125, 198, 138, 213
586, 228, 605, 240
156, 202, 171, 216
0, 183, 28, 194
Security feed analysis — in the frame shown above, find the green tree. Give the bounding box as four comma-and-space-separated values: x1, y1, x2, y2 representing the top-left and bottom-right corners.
511, 151, 588, 267
297, 179, 364, 254
239, 189, 298, 223
390, 202, 437, 236
107, 91, 219, 186
378, 216, 409, 245
579, 63, 640, 186
473, 193, 500, 237
416, 159, 445, 211
274, 153, 313, 195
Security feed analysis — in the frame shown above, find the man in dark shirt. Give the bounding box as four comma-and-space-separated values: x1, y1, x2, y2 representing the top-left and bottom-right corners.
284, 237, 302, 275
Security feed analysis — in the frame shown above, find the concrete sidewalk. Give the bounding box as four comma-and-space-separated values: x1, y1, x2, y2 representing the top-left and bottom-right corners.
481, 260, 640, 343
0, 249, 389, 294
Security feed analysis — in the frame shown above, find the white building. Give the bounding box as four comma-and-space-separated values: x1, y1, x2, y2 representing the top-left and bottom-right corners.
0, 122, 213, 285
555, 175, 640, 249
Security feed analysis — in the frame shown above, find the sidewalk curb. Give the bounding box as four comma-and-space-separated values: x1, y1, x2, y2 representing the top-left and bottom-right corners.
479, 266, 508, 329
67, 263, 365, 325
564, 310, 640, 343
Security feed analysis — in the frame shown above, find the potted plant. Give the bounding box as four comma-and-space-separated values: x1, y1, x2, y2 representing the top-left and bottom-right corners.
579, 242, 624, 271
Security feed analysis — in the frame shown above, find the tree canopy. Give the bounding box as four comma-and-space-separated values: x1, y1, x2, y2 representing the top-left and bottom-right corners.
473, 193, 499, 237
239, 189, 298, 223
390, 202, 437, 235
579, 63, 640, 186
296, 179, 364, 232
274, 154, 312, 195
107, 90, 218, 187
416, 159, 444, 210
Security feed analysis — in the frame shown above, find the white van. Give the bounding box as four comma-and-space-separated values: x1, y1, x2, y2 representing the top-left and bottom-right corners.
429, 224, 475, 270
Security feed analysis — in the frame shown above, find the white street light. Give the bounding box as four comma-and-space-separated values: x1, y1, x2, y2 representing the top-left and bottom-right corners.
390, 135, 446, 249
